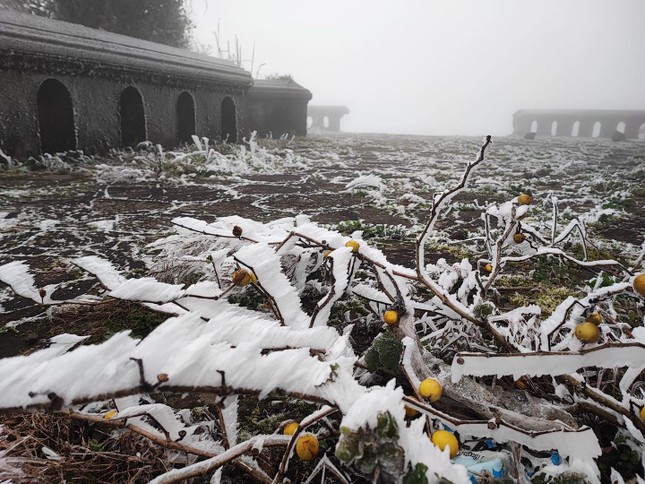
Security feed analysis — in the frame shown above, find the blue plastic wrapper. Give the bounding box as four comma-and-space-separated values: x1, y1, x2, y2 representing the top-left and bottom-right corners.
452, 450, 511, 482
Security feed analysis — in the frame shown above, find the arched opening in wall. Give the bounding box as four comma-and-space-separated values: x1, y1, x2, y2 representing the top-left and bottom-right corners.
550, 121, 558, 136
323, 116, 330, 129
592, 121, 601, 138
37, 78, 76, 154
307, 116, 313, 129
177, 91, 195, 145
221, 97, 237, 143
120, 86, 146, 147
616, 121, 626, 133
530, 120, 538, 133
571, 121, 580, 137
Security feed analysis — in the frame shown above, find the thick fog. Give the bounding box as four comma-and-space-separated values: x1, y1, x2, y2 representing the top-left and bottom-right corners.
190, 0, 645, 136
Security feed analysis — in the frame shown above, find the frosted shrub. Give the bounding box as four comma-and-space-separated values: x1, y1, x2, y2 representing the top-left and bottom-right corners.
1, 137, 644, 483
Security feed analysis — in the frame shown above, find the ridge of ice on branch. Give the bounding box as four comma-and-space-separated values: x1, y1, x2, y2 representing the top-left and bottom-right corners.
451, 343, 645, 382
235, 243, 310, 329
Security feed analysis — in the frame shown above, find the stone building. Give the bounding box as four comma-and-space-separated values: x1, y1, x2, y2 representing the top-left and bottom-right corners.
307, 105, 350, 132
513, 109, 645, 140
0, 9, 311, 159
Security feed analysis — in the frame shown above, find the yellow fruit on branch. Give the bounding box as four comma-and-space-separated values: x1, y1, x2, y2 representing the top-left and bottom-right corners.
419, 378, 443, 402
517, 194, 532, 205
484, 263, 493, 273
383, 310, 399, 325
283, 421, 298, 436
345, 240, 360, 252
431, 430, 459, 457
585, 312, 602, 326
104, 409, 118, 420
405, 397, 420, 418
633, 274, 645, 297
640, 406, 645, 423
575, 322, 600, 343
513, 233, 526, 244
514, 377, 528, 390
232, 269, 256, 286
295, 434, 319, 461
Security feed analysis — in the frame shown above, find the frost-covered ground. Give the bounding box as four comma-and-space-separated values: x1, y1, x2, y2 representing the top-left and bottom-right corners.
1, 134, 642, 341
0, 133, 644, 482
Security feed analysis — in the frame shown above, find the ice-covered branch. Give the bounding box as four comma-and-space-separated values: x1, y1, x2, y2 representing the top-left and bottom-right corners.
149, 434, 291, 484
416, 135, 491, 271
451, 343, 645, 382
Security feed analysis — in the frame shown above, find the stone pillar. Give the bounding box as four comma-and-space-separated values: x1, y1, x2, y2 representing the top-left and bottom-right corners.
578, 119, 594, 137
556, 118, 573, 137
513, 115, 531, 136
624, 122, 641, 139
329, 115, 341, 132
536, 118, 551, 137
599, 121, 615, 138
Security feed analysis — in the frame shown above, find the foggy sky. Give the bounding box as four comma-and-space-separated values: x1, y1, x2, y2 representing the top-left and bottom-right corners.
189, 0, 645, 136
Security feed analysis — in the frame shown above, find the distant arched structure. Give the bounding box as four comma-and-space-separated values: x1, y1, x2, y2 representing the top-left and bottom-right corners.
307, 105, 350, 132
37, 78, 76, 154
176, 91, 195, 145
0, 9, 313, 159
221, 97, 237, 143
120, 86, 146, 147
513, 110, 645, 139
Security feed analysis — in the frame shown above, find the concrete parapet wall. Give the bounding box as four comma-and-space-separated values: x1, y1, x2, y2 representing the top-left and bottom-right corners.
512, 109, 645, 139
0, 9, 311, 159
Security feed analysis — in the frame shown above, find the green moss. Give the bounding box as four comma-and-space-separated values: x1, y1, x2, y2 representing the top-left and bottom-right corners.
403, 463, 429, 484
531, 472, 590, 483
328, 295, 370, 327
333, 220, 397, 240
474, 302, 496, 320
237, 395, 317, 437
103, 303, 168, 338
365, 331, 403, 374
336, 411, 405, 480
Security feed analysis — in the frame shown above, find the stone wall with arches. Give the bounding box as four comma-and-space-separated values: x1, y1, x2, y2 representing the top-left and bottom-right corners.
0, 9, 311, 159
307, 105, 350, 133
513, 109, 645, 140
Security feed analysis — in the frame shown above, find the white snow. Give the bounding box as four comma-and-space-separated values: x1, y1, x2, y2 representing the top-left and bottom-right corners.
450, 344, 645, 382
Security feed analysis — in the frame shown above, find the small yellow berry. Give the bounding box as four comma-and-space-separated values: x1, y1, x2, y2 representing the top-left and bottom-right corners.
513, 233, 526, 244
639, 406, 645, 423
345, 240, 360, 253
517, 194, 532, 205
633, 274, 645, 297
585, 312, 602, 326
104, 409, 118, 420
404, 397, 420, 418
419, 378, 443, 402
431, 430, 459, 457
575, 322, 600, 343
295, 434, 319, 461
383, 310, 399, 325
484, 263, 493, 273
283, 421, 298, 436
232, 269, 256, 286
